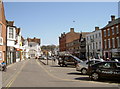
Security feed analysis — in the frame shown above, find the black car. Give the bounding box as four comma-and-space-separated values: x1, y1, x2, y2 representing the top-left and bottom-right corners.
89, 61, 120, 81
111, 57, 120, 62
58, 55, 83, 67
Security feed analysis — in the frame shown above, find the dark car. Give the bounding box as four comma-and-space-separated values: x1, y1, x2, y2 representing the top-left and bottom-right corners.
89, 61, 120, 81
111, 57, 120, 62
58, 55, 83, 67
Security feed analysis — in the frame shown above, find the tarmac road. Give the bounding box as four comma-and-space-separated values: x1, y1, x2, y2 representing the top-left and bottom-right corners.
2, 59, 120, 88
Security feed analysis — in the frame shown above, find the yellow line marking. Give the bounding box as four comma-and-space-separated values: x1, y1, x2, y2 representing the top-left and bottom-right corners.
4, 60, 28, 89
36, 59, 118, 86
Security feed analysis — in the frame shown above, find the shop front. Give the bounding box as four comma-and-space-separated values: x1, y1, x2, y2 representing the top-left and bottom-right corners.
111, 48, 120, 58
16, 48, 22, 62
7, 47, 16, 65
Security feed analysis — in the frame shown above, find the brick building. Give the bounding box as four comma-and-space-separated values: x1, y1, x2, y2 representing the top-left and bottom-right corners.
0, 2, 7, 63
59, 32, 66, 52
102, 15, 120, 60
59, 28, 89, 59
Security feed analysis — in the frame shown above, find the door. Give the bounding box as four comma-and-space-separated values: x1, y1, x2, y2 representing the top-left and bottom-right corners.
97, 62, 114, 77
113, 62, 120, 79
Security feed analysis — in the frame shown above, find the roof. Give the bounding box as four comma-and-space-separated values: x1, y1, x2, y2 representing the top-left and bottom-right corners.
81, 32, 91, 38
0, 2, 6, 25
6, 21, 14, 26
102, 18, 120, 29
27, 37, 40, 44
16, 28, 21, 35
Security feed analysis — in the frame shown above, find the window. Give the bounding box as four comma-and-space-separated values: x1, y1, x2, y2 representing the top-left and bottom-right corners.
108, 39, 110, 48
96, 34, 97, 38
115, 63, 120, 68
0, 51, 2, 60
117, 37, 120, 47
116, 26, 119, 34
104, 40, 107, 49
112, 38, 115, 48
9, 27, 14, 39
104, 30, 106, 37
108, 28, 110, 36
102, 63, 113, 68
0, 24, 2, 37
112, 27, 115, 35
96, 42, 98, 49
99, 41, 101, 49
87, 37, 89, 41
93, 43, 95, 49
93, 35, 94, 39
99, 33, 101, 37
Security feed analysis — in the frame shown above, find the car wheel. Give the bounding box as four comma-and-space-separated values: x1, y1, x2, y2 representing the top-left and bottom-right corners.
81, 68, 87, 75
91, 72, 99, 81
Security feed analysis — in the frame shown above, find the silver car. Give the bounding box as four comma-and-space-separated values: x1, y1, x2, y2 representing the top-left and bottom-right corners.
76, 59, 104, 75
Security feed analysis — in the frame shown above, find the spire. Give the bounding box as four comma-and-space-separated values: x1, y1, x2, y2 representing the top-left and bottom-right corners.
0, 1, 6, 25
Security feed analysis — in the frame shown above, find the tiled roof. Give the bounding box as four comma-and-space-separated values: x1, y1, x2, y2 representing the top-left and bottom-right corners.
102, 18, 120, 29
16, 28, 21, 35
27, 37, 40, 44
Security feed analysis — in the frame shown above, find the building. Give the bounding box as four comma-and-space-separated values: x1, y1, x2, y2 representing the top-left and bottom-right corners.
0, 2, 7, 63
86, 27, 102, 59
59, 28, 90, 59
27, 37, 41, 58
14, 28, 23, 62
102, 15, 120, 60
79, 32, 90, 59
6, 21, 16, 64
59, 32, 66, 52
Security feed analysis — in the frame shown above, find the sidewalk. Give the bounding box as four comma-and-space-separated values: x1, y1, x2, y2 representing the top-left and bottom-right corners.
39, 59, 58, 66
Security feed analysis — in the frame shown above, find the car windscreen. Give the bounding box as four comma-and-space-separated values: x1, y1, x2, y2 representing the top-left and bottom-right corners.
71, 56, 83, 62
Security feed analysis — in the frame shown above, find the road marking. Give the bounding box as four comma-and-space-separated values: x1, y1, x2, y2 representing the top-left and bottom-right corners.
36, 59, 118, 86
4, 60, 28, 89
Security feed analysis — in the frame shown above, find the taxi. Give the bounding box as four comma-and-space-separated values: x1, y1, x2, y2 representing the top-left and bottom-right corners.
89, 61, 120, 81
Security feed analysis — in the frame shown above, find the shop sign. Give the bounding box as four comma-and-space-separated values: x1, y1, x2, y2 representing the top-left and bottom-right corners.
16, 48, 22, 51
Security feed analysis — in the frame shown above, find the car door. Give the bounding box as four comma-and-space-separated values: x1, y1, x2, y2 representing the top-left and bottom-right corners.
112, 62, 120, 78
97, 62, 114, 77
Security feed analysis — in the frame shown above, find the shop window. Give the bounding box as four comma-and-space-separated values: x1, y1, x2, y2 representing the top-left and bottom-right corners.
0, 24, 2, 37
0, 51, 2, 61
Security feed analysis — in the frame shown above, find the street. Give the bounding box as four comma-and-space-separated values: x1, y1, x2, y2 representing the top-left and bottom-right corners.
1, 59, 120, 88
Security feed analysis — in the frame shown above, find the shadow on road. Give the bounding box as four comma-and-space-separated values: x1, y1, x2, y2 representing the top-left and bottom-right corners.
50, 65, 76, 68
75, 76, 120, 84
68, 72, 120, 84
67, 72, 83, 75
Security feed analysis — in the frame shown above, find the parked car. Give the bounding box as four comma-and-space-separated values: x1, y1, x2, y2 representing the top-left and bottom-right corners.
89, 61, 120, 81
111, 57, 120, 62
58, 55, 83, 67
76, 59, 104, 75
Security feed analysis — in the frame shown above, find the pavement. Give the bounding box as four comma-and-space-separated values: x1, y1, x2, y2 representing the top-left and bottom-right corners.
1, 58, 120, 88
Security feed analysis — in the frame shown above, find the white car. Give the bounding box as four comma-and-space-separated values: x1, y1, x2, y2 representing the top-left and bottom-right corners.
76, 59, 104, 75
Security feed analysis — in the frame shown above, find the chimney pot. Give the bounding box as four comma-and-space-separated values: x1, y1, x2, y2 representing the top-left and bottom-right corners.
111, 15, 115, 21
70, 28, 74, 32
95, 27, 99, 31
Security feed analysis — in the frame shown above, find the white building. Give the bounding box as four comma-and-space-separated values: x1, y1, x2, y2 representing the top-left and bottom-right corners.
14, 28, 23, 62
27, 37, 41, 58
6, 21, 16, 64
86, 27, 103, 59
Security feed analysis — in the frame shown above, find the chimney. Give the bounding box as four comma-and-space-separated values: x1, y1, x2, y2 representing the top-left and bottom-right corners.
108, 21, 111, 24
95, 27, 99, 31
111, 15, 115, 21
70, 28, 74, 32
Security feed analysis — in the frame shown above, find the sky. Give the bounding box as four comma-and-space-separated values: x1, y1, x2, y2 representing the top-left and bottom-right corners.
4, 2, 118, 46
